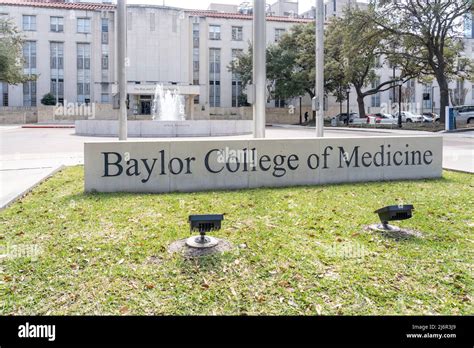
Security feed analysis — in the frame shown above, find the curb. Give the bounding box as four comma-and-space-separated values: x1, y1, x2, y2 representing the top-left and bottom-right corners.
0, 165, 65, 210
22, 125, 75, 129
443, 167, 474, 174
439, 128, 473, 134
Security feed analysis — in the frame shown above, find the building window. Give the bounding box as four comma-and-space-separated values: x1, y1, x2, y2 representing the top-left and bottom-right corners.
209, 25, 221, 40
50, 16, 63, 32
127, 12, 133, 30
77, 43, 91, 103
23, 81, 36, 106
150, 12, 155, 31
22, 15, 36, 31
101, 93, 109, 103
101, 18, 108, 43
23, 41, 36, 72
22, 40, 36, 106
371, 77, 381, 107
275, 28, 285, 42
232, 26, 243, 41
102, 53, 109, 70
333, 0, 337, 12
1, 82, 8, 106
422, 84, 432, 110
193, 22, 200, 89
232, 49, 243, 107
209, 48, 221, 107
275, 98, 286, 108
77, 18, 91, 33
50, 42, 64, 104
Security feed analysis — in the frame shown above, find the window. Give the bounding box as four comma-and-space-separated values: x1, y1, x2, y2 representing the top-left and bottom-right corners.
127, 12, 132, 30
193, 22, 200, 91
23, 81, 36, 106
22, 41, 36, 106
77, 18, 91, 33
232, 49, 243, 107
50, 16, 63, 32
422, 84, 432, 110
101, 18, 108, 43
275, 99, 286, 108
77, 43, 91, 103
22, 15, 36, 31
232, 26, 243, 41
209, 48, 221, 107
50, 42, 64, 104
371, 77, 381, 107
275, 28, 285, 42
101, 93, 109, 103
102, 53, 108, 70
23, 41, 36, 72
1, 82, 8, 106
209, 25, 221, 40
333, 0, 337, 12
150, 12, 155, 31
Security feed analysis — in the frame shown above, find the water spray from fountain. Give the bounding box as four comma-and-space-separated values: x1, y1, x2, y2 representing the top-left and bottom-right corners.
152, 84, 185, 121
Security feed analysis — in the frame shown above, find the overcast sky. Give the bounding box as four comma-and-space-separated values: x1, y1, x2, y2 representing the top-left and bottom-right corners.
126, 0, 352, 14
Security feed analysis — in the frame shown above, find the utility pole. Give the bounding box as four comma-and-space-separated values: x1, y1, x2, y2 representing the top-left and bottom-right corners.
118, 0, 127, 141
252, 0, 266, 138
315, 0, 324, 137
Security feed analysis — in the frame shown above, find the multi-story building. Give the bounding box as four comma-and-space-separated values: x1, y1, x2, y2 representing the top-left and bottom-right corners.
0, 0, 310, 118
0, 0, 471, 119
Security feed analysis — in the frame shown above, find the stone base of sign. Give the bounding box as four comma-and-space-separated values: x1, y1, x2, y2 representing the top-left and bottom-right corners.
75, 120, 253, 137
84, 136, 443, 193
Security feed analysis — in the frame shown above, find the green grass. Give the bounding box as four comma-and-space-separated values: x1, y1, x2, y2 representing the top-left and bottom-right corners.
0, 166, 473, 315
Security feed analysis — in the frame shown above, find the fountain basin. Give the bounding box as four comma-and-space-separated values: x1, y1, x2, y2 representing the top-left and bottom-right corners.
75, 120, 253, 137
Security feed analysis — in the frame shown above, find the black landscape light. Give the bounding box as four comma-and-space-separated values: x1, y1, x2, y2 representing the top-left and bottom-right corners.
373, 205, 414, 231
186, 214, 224, 248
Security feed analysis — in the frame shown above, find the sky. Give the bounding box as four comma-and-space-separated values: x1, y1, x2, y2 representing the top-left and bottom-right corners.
126, 0, 327, 14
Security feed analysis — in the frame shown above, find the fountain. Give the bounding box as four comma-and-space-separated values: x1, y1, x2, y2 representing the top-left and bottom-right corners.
75, 84, 252, 137
152, 84, 185, 121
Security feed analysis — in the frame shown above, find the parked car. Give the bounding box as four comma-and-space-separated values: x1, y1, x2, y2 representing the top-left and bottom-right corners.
422, 112, 440, 123
393, 111, 423, 123
367, 113, 398, 124
332, 112, 358, 125
454, 105, 474, 124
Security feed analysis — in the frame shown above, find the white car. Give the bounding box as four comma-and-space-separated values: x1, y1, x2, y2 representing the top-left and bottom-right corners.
393, 111, 423, 123
454, 106, 474, 124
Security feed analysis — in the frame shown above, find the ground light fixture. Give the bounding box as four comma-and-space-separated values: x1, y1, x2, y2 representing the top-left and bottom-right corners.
371, 204, 414, 232
186, 214, 224, 249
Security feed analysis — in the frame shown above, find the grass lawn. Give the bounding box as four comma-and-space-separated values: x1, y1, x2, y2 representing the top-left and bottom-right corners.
0, 166, 472, 315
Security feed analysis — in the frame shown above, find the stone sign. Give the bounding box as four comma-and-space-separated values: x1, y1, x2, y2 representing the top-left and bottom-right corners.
84, 136, 442, 193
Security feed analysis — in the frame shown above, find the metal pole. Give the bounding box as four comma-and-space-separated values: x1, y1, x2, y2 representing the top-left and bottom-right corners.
299, 96, 302, 124
431, 86, 435, 114
315, 0, 324, 137
346, 89, 349, 125
118, 0, 128, 140
253, 0, 266, 138
398, 83, 402, 128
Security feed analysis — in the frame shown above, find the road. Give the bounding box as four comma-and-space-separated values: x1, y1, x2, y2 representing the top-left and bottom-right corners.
0, 125, 472, 208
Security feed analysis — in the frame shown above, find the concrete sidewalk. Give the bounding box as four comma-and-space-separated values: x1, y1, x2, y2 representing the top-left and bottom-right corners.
0, 165, 64, 209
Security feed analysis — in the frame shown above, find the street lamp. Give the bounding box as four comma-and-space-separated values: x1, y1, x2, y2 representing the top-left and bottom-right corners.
346, 86, 351, 125
398, 80, 403, 128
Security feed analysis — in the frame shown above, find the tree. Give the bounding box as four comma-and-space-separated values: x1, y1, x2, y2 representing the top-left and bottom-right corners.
0, 18, 34, 84
229, 24, 345, 106
41, 92, 56, 106
369, 0, 473, 123
326, 8, 425, 118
